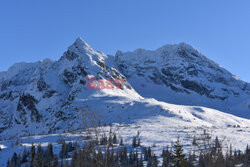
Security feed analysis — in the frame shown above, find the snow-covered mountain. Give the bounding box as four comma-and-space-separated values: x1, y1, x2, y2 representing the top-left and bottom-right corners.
0, 37, 249, 138
115, 43, 250, 118
0, 37, 140, 137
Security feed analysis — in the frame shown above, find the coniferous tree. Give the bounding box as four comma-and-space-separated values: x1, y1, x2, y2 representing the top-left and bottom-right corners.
7, 159, 10, 167
46, 143, 54, 160
173, 138, 188, 167
22, 147, 28, 163
34, 144, 42, 167
59, 140, 67, 159
147, 156, 152, 167
10, 152, 18, 167
215, 136, 221, 149
17, 153, 21, 167
137, 138, 141, 147
244, 145, 250, 167
113, 133, 117, 144
6, 131, 250, 167
192, 135, 197, 146
53, 155, 59, 167
132, 136, 137, 148
139, 153, 144, 167
108, 133, 113, 146
30, 144, 35, 165
71, 148, 77, 167
119, 138, 124, 146
152, 154, 158, 167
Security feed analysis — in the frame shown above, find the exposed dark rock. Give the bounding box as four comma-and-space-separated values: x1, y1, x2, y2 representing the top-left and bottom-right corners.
80, 80, 86, 85
63, 50, 79, 61
37, 77, 49, 91
72, 65, 88, 77
1, 80, 9, 91
0, 110, 12, 133
63, 69, 77, 86
0, 91, 13, 101
186, 65, 198, 76
181, 80, 211, 97
97, 60, 106, 69
43, 90, 57, 98
17, 94, 41, 123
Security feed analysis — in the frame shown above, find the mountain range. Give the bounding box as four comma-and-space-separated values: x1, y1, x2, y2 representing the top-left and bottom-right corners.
0, 37, 249, 138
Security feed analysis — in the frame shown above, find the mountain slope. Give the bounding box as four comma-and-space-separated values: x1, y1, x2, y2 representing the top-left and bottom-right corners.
0, 38, 249, 139
115, 43, 250, 118
0, 37, 139, 137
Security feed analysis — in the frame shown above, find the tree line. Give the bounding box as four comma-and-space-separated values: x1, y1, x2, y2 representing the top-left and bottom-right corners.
6, 131, 250, 167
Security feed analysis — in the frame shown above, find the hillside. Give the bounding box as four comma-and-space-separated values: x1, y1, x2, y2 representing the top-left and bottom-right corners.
0, 37, 249, 139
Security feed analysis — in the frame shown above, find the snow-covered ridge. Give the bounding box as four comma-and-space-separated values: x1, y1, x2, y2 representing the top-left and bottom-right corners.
0, 37, 249, 139
0, 37, 139, 138
115, 42, 250, 118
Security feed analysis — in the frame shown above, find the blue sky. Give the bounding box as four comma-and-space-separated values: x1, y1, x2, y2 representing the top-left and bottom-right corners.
0, 0, 249, 82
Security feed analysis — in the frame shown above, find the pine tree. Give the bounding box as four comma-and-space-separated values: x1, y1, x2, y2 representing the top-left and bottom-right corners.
147, 156, 152, 167
132, 136, 137, 148
152, 154, 158, 167
244, 145, 250, 166
187, 151, 196, 167
64, 160, 69, 167
119, 138, 124, 146
108, 133, 113, 146
53, 155, 59, 167
192, 135, 197, 146
198, 152, 205, 167
129, 150, 133, 166
31, 144, 35, 164
113, 133, 117, 144
7, 159, 10, 167
215, 136, 221, 148
22, 147, 28, 163
17, 154, 21, 167
148, 147, 152, 161
172, 138, 188, 167
33, 144, 42, 167
46, 143, 54, 160
137, 138, 141, 147
71, 148, 77, 167
114, 151, 119, 167
139, 153, 144, 167
162, 148, 171, 167
10, 152, 18, 167
60, 140, 67, 159
121, 147, 128, 166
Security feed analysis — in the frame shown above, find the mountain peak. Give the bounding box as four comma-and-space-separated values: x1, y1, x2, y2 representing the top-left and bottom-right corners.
156, 42, 200, 56
73, 37, 90, 48
59, 37, 98, 62
70, 37, 94, 53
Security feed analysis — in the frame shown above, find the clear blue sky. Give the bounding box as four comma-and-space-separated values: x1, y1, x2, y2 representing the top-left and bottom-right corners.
0, 0, 249, 82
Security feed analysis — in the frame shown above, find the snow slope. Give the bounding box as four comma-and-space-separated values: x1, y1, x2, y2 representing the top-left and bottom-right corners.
0, 37, 249, 140
115, 43, 250, 118
0, 117, 250, 166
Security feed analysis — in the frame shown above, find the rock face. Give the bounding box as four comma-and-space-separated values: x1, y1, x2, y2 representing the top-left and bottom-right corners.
0, 38, 249, 138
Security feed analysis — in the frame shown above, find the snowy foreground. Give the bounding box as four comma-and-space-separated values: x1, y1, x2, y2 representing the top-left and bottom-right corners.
1, 114, 249, 166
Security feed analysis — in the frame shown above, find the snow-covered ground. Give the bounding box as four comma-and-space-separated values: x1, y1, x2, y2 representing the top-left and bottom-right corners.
1, 117, 249, 166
